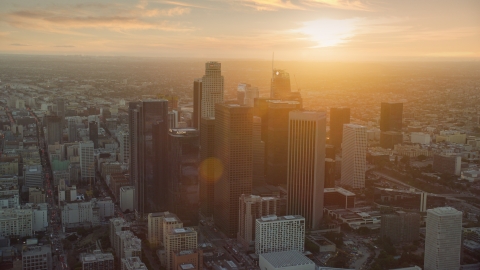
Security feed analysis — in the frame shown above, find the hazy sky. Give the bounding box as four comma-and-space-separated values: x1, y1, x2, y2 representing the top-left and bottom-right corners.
1, 0, 479, 60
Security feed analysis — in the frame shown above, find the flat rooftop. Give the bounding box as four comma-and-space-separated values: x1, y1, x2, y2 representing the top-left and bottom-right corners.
260, 250, 314, 268
324, 187, 355, 196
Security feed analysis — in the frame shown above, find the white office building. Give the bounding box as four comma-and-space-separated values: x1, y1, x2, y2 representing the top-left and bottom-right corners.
410, 132, 431, 145
201, 61, 224, 118
341, 124, 367, 189
79, 141, 95, 183
27, 203, 49, 232
287, 111, 325, 229
424, 207, 462, 270
255, 215, 305, 255
97, 199, 115, 219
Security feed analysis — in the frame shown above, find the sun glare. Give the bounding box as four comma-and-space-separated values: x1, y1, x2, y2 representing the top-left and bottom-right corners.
296, 18, 359, 48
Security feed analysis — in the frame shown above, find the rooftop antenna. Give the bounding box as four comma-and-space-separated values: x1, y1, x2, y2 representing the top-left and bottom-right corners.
272, 52, 274, 73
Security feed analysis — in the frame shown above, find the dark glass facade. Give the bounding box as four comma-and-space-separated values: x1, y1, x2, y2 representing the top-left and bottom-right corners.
199, 117, 216, 218
193, 79, 202, 129
214, 104, 253, 238
88, 121, 98, 148
130, 100, 169, 218
380, 102, 403, 132
330, 107, 350, 149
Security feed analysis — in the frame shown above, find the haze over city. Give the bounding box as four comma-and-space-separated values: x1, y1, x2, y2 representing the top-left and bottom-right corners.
1, 0, 479, 60
1, 1, 480, 270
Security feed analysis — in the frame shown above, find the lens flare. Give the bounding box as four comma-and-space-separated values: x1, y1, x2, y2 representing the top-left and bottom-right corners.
199, 157, 223, 183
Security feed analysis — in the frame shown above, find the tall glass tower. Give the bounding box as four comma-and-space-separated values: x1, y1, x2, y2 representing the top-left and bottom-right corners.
129, 100, 169, 218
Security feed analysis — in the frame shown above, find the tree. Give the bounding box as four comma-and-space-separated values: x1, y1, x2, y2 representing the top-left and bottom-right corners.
401, 156, 410, 164
417, 155, 427, 161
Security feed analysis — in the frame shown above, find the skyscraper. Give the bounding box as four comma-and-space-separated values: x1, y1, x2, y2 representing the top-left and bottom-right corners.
266, 101, 301, 186
252, 116, 265, 186
67, 118, 77, 142
380, 102, 403, 132
128, 101, 140, 187
118, 130, 129, 164
330, 107, 350, 149
167, 128, 199, 222
214, 103, 253, 238
244, 84, 259, 107
46, 115, 62, 145
129, 100, 169, 218
324, 158, 336, 188
56, 98, 65, 118
88, 121, 98, 149
341, 124, 367, 189
201, 62, 224, 118
199, 117, 215, 218
192, 79, 202, 129
424, 207, 462, 270
286, 111, 326, 229
237, 83, 259, 107
271, 69, 291, 99
79, 141, 94, 184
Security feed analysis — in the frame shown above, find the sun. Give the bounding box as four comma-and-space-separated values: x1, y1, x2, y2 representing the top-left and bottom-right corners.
296, 18, 359, 48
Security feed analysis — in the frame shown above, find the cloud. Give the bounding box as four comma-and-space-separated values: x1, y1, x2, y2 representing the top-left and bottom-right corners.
10, 43, 30, 46
238, 0, 305, 11
302, 0, 374, 11
1, 1, 193, 33
237, 0, 373, 11
157, 0, 214, 9
54, 45, 75, 48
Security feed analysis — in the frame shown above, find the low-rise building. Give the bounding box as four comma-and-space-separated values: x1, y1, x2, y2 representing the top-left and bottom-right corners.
432, 154, 461, 176
81, 250, 114, 270
22, 245, 52, 270
380, 211, 420, 244
259, 250, 315, 270
0, 208, 33, 237
172, 250, 203, 270
410, 132, 431, 145
121, 256, 148, 270
28, 187, 46, 204
324, 187, 355, 209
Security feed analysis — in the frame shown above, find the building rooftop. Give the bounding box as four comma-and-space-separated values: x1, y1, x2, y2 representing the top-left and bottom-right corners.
324, 187, 355, 196
258, 215, 304, 223
171, 227, 195, 235
260, 250, 314, 268
22, 245, 51, 256
180, 264, 196, 270
428, 207, 462, 216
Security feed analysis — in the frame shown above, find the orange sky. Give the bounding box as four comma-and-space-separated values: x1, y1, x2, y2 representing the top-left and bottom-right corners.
0, 0, 479, 60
